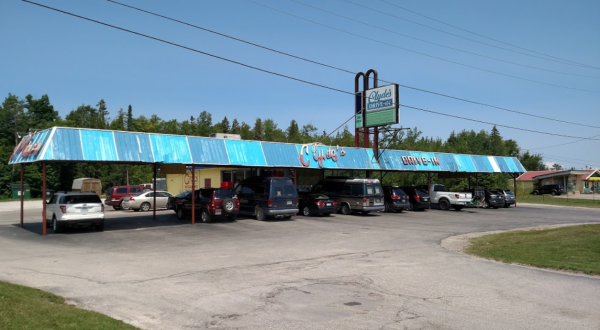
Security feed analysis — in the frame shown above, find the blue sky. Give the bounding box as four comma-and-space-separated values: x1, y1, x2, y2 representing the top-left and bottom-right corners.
2, 0, 599, 170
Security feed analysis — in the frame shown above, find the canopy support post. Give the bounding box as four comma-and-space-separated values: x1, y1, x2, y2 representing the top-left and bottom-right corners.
191, 165, 195, 225
20, 164, 24, 228
42, 162, 47, 235
153, 163, 157, 219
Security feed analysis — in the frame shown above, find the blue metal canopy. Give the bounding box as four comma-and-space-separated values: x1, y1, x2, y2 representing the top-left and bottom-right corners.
8, 127, 525, 173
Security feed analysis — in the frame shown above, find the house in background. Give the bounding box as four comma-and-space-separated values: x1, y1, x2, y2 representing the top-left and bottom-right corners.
516, 169, 600, 194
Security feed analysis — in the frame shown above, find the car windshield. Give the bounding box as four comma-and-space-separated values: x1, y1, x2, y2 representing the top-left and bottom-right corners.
215, 189, 235, 199
504, 190, 514, 196
392, 188, 407, 196
176, 191, 191, 198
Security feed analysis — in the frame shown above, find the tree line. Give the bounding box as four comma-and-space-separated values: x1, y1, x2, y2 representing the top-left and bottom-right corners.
0, 93, 547, 198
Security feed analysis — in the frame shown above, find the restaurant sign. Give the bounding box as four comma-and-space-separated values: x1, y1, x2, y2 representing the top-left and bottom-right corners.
300, 143, 346, 168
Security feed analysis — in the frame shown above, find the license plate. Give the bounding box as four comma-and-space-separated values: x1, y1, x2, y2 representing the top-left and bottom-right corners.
326, 203, 331, 206
287, 201, 292, 205
376, 199, 381, 203
215, 209, 221, 215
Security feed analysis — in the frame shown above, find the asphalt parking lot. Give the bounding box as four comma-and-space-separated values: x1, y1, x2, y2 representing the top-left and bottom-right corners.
1, 203, 599, 330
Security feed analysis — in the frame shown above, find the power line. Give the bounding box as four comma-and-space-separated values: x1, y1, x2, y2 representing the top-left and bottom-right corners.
105, 0, 600, 130
526, 133, 600, 150
242, 0, 600, 93
375, 0, 600, 71
288, 0, 599, 80
538, 153, 600, 165
20, 0, 600, 143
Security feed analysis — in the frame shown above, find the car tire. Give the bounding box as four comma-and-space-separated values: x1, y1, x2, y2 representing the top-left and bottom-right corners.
52, 216, 62, 234
504, 204, 510, 208
551, 191, 557, 196
95, 221, 104, 232
255, 206, 265, 221
452, 205, 464, 211
119, 201, 128, 210
113, 205, 121, 210
407, 202, 414, 211
340, 203, 351, 215
532, 191, 539, 195
384, 202, 390, 213
302, 206, 311, 216
176, 207, 186, 220
222, 198, 235, 214
140, 202, 151, 212
200, 209, 211, 223
439, 199, 451, 211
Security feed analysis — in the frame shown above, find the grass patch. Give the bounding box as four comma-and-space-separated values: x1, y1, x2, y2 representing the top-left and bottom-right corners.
465, 224, 600, 275
0, 281, 140, 330
517, 195, 600, 208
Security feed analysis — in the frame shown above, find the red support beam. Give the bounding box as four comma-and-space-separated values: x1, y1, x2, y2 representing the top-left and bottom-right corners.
42, 162, 47, 236
153, 163, 157, 219
191, 166, 195, 225
20, 164, 24, 228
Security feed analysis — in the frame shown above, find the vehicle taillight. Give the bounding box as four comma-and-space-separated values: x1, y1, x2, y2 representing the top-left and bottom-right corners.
316, 201, 325, 207
268, 199, 273, 206
333, 201, 337, 206
455, 194, 459, 199
414, 195, 421, 202
363, 197, 367, 203
392, 195, 400, 200
60, 205, 67, 213
129, 197, 135, 201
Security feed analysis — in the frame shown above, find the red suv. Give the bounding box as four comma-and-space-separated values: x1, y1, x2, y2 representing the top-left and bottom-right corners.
169, 188, 240, 222
104, 185, 145, 210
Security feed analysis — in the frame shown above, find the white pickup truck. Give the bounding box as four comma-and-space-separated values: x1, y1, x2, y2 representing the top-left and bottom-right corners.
416, 184, 472, 211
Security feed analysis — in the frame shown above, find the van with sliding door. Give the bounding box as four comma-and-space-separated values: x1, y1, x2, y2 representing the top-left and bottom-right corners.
310, 177, 385, 215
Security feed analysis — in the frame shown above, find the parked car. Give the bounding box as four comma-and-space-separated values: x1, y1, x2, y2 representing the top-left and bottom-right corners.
415, 184, 471, 211
298, 192, 337, 216
235, 176, 298, 220
169, 188, 239, 222
46, 192, 105, 233
399, 187, 430, 211
382, 186, 410, 212
310, 177, 385, 215
122, 190, 174, 212
104, 185, 145, 210
495, 189, 516, 208
532, 184, 563, 196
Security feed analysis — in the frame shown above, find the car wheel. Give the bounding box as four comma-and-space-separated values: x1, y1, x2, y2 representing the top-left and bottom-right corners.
176, 207, 185, 220
95, 221, 104, 232
255, 206, 265, 221
52, 216, 62, 234
551, 191, 557, 196
302, 206, 311, 217
407, 202, 414, 211
200, 209, 211, 223
384, 202, 391, 213
532, 191, 539, 195
439, 199, 451, 211
222, 198, 235, 214
120, 201, 128, 210
504, 204, 510, 208
340, 203, 351, 215
140, 202, 151, 212
452, 205, 464, 211
113, 205, 120, 210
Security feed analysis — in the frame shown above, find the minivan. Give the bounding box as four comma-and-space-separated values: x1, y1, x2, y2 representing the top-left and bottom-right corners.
235, 177, 298, 220
310, 177, 384, 215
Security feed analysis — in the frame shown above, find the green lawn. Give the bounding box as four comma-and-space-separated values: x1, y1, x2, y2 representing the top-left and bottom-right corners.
465, 224, 600, 275
0, 281, 141, 330
516, 195, 600, 208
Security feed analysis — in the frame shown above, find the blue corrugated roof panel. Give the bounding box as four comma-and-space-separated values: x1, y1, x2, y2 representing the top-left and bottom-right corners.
9, 128, 53, 164
262, 143, 301, 167
51, 128, 84, 161
225, 140, 267, 166
471, 155, 493, 172
151, 135, 192, 164
114, 132, 155, 163
188, 137, 230, 165
337, 147, 380, 169
81, 130, 118, 161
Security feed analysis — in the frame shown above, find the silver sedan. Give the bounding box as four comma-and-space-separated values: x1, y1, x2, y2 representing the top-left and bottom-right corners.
122, 191, 174, 212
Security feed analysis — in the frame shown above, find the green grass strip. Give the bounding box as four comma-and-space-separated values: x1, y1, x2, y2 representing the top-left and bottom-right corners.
465, 224, 600, 275
0, 281, 141, 330
516, 195, 600, 208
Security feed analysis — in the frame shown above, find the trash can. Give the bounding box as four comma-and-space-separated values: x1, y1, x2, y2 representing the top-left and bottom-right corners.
11, 184, 30, 199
